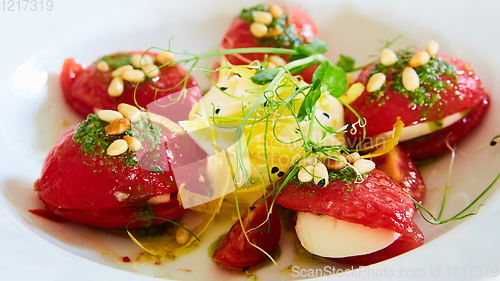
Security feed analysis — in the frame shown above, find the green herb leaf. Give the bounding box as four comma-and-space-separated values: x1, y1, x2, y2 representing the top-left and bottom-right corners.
251, 68, 281, 85
296, 61, 347, 121
294, 38, 328, 57
336, 54, 356, 72
296, 88, 321, 122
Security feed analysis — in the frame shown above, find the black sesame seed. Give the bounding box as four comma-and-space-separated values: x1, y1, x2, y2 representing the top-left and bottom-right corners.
271, 166, 279, 174
220, 87, 228, 91
264, 101, 267, 107
491, 141, 497, 146
323, 112, 330, 118
249, 206, 255, 211
215, 108, 220, 114
242, 266, 249, 272
312, 146, 317, 153
277, 171, 285, 177
236, 73, 241, 77
295, 87, 299, 91
317, 178, 326, 187
295, 128, 300, 134
346, 123, 353, 132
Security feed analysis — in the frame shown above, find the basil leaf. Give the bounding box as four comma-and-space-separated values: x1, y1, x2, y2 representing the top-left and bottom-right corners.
251, 68, 280, 85
336, 54, 356, 72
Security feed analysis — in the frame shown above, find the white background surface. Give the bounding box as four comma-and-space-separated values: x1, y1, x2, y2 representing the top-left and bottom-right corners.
1, 0, 500, 280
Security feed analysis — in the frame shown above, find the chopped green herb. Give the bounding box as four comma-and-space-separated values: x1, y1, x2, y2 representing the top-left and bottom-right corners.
98, 53, 132, 69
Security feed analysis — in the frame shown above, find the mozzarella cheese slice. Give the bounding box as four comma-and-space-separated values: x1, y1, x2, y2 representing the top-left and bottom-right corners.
295, 212, 401, 258
376, 110, 468, 142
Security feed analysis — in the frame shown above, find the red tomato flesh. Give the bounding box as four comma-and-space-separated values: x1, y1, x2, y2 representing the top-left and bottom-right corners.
373, 145, 427, 202
213, 195, 281, 268
221, 4, 319, 82
34, 122, 200, 229
276, 169, 415, 235
60, 52, 202, 122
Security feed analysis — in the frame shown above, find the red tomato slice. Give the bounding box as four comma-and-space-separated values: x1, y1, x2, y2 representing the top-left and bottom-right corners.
332, 222, 424, 265
345, 52, 489, 159
373, 145, 427, 202
276, 169, 415, 235
61, 52, 202, 122
34, 114, 209, 229
221, 3, 319, 82
213, 195, 281, 268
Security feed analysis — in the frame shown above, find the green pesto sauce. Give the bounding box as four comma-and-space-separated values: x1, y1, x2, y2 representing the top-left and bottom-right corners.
291, 166, 362, 187
73, 114, 163, 168
369, 49, 458, 108
98, 53, 132, 69
240, 4, 304, 49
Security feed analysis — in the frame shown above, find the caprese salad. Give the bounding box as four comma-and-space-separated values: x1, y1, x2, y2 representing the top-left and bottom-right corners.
31, 2, 495, 277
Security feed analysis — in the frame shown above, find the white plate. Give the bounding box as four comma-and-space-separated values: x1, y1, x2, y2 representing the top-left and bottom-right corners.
1, 0, 500, 280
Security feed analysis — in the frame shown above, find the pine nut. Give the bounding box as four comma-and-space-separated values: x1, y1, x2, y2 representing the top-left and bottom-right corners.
107, 139, 128, 156
123, 136, 142, 151
176, 223, 190, 245
105, 118, 130, 135
111, 65, 133, 78
402, 66, 419, 91
156, 51, 175, 64
131, 54, 154, 68
97, 110, 123, 123
346, 152, 360, 164
268, 4, 283, 19
97, 61, 109, 72
323, 155, 347, 170
266, 26, 283, 37
118, 103, 141, 122
122, 69, 145, 83
253, 11, 273, 25
353, 159, 376, 174
379, 48, 397, 66
366, 73, 386, 93
250, 22, 268, 38
269, 55, 287, 67
313, 163, 329, 187
147, 194, 171, 205
108, 77, 124, 97
298, 165, 314, 182
142, 64, 160, 78
113, 191, 129, 202
426, 40, 439, 57
409, 51, 430, 68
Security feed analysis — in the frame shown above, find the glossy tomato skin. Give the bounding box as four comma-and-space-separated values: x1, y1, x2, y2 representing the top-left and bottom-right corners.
400, 95, 489, 159
373, 145, 427, 202
213, 195, 281, 268
34, 123, 194, 229
276, 169, 415, 235
221, 4, 319, 82
346, 52, 489, 158
61, 53, 202, 121
332, 222, 424, 266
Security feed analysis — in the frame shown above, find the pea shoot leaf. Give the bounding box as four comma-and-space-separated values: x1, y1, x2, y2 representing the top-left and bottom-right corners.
250, 68, 280, 85
294, 38, 328, 57
289, 38, 328, 73
336, 54, 356, 72
296, 61, 347, 121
